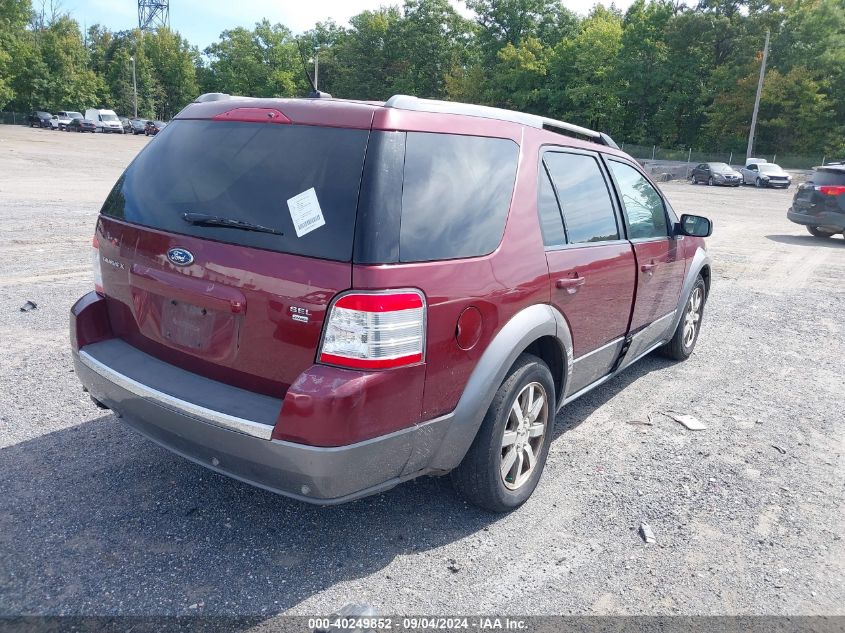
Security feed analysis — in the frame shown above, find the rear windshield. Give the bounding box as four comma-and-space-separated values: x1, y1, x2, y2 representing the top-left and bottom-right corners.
100, 120, 369, 261
811, 169, 845, 186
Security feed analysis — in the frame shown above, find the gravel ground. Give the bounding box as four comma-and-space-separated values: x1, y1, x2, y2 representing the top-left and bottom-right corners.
0, 125, 842, 618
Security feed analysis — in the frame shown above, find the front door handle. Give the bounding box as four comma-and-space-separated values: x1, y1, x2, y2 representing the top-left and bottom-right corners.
556, 276, 586, 294
641, 261, 658, 274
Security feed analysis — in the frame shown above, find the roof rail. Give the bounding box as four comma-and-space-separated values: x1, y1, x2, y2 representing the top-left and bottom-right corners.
383, 95, 618, 148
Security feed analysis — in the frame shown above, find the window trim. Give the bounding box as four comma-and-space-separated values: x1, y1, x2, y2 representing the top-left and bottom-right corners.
536, 160, 568, 248
602, 156, 674, 243
538, 145, 627, 250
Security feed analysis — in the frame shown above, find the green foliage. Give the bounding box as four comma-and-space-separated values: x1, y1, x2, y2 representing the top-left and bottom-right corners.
0, 0, 841, 156
201, 20, 303, 98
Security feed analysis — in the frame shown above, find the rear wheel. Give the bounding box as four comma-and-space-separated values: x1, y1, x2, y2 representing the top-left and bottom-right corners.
452, 354, 555, 512
660, 276, 706, 361
807, 226, 837, 238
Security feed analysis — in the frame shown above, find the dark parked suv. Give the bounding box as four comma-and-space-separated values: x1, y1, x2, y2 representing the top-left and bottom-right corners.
787, 164, 845, 238
70, 94, 712, 512
28, 110, 53, 128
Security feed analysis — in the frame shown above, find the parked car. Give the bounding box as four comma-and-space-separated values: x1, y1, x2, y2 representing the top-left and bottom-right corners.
787, 164, 845, 238
128, 118, 146, 135
690, 162, 742, 186
741, 161, 791, 188
85, 108, 124, 133
71, 94, 712, 512
144, 120, 166, 135
27, 111, 53, 128
67, 117, 97, 133
118, 116, 133, 134
52, 111, 84, 131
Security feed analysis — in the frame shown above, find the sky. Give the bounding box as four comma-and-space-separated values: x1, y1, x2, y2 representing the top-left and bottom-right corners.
61, 0, 637, 50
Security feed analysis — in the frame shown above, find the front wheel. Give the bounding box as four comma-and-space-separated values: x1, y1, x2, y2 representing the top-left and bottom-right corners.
807, 226, 837, 238
452, 354, 555, 512
756, 177, 765, 188
708, 177, 714, 186
660, 276, 706, 361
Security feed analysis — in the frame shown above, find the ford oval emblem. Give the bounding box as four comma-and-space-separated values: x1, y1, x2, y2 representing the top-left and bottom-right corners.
167, 247, 194, 266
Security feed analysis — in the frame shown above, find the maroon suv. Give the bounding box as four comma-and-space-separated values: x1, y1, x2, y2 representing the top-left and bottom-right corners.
70, 94, 712, 512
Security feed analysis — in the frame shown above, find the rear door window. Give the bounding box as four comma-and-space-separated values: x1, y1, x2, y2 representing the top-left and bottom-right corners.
538, 165, 567, 247
543, 152, 619, 244
398, 132, 519, 262
100, 119, 369, 261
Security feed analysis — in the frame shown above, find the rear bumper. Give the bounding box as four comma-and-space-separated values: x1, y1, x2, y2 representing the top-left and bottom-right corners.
787, 209, 845, 230
73, 341, 452, 504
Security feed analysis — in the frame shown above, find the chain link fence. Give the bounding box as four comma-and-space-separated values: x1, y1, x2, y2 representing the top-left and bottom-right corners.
620, 143, 832, 171
1, 112, 30, 125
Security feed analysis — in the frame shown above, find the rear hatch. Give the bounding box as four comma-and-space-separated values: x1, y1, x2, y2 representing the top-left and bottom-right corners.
96, 112, 371, 397
793, 167, 845, 215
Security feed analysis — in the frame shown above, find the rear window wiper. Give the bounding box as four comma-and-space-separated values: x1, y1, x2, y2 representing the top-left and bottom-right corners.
182, 212, 283, 235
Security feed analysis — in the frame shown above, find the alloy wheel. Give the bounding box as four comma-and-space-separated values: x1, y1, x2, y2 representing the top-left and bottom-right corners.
683, 287, 703, 348
500, 382, 548, 491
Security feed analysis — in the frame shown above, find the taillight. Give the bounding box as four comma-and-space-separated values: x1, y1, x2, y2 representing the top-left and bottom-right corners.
92, 235, 103, 294
319, 291, 426, 370
818, 185, 845, 196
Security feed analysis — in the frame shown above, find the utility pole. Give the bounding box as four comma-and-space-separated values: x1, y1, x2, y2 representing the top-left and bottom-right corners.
314, 46, 320, 91
130, 56, 138, 118
746, 30, 770, 161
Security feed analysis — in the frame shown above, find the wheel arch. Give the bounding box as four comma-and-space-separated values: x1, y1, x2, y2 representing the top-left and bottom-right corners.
422, 303, 572, 473
669, 247, 712, 336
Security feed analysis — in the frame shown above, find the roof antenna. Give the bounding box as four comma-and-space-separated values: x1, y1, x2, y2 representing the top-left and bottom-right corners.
297, 42, 331, 99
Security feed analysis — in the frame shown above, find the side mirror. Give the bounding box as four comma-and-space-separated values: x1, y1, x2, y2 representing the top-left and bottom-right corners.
677, 214, 712, 238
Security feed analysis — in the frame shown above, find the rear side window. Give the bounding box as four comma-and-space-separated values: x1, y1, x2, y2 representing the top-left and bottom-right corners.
398, 133, 519, 262
607, 160, 668, 239
811, 169, 845, 186
100, 120, 369, 261
543, 152, 619, 244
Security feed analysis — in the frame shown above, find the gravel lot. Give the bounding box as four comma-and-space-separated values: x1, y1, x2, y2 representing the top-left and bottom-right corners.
0, 125, 842, 619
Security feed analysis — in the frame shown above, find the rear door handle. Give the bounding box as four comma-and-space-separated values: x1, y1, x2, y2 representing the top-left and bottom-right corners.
555, 276, 586, 294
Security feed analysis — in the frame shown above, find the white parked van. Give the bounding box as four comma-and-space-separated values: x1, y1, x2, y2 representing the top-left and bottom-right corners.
84, 108, 124, 134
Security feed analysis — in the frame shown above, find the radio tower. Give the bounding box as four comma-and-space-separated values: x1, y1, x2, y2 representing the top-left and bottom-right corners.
138, 0, 169, 31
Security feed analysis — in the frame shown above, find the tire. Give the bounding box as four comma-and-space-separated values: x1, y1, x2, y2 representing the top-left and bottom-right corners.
451, 354, 555, 512
660, 276, 706, 361
807, 226, 837, 238
708, 177, 714, 186
756, 177, 764, 188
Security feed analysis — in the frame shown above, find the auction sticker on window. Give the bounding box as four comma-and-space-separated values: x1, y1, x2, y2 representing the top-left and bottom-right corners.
287, 187, 326, 237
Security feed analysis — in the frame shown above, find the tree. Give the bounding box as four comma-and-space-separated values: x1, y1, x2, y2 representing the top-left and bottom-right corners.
466, 0, 578, 61
0, 0, 31, 107
202, 20, 304, 99
614, 0, 674, 143
143, 28, 199, 118
330, 7, 403, 99
549, 6, 624, 132
488, 37, 550, 113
